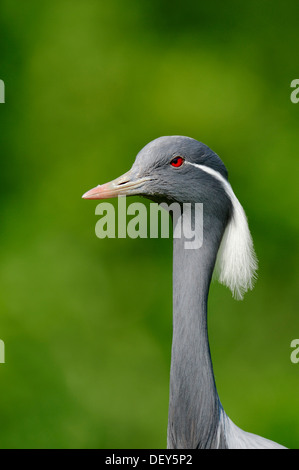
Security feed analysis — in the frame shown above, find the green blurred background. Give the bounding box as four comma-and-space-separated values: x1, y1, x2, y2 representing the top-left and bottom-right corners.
0, 0, 298, 449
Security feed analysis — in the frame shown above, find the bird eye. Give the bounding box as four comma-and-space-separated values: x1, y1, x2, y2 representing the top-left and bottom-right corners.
170, 156, 184, 168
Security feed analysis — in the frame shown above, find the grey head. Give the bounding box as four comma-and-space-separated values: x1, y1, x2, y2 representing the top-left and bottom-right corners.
133, 135, 228, 180
82, 135, 232, 225
83, 135, 258, 300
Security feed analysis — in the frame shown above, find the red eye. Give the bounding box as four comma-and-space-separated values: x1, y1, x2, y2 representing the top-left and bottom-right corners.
170, 156, 184, 168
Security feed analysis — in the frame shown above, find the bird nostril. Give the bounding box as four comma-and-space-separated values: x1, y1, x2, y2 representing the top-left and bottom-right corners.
117, 180, 130, 186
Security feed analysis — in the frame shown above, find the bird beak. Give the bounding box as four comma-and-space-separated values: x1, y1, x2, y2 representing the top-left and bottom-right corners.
82, 170, 149, 200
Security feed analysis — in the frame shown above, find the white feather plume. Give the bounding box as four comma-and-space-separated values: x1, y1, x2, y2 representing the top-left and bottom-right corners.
187, 162, 258, 300
214, 182, 258, 300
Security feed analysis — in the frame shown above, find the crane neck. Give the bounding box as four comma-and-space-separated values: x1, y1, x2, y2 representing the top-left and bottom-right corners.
167, 205, 227, 449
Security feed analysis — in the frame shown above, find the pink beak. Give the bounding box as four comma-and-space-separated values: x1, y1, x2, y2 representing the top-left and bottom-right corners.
82, 171, 150, 200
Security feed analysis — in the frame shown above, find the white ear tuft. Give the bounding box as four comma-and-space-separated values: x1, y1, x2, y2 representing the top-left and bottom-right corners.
185, 161, 258, 300
214, 185, 258, 300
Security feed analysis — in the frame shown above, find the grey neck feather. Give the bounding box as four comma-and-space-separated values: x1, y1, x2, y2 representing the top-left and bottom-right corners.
167, 207, 228, 449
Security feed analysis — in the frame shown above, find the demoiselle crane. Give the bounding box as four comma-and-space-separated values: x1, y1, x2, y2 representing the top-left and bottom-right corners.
82, 136, 286, 449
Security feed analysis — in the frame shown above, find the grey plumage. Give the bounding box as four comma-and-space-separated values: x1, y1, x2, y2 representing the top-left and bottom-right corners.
83, 135, 286, 449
